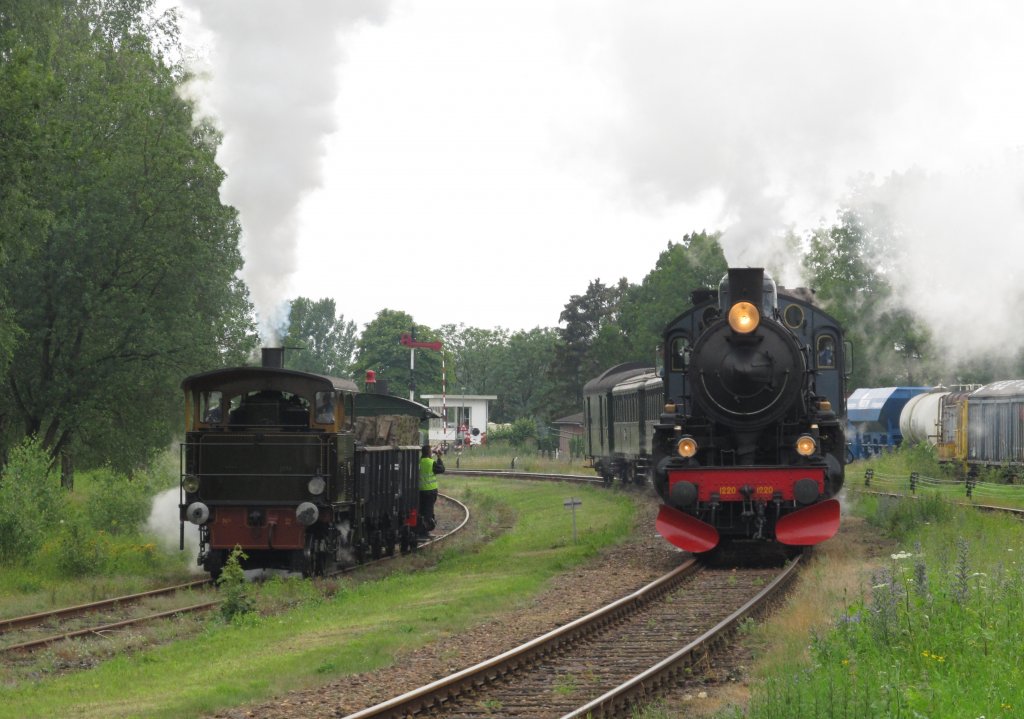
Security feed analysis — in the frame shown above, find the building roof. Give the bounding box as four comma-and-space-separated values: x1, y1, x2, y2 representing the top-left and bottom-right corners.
553, 412, 583, 426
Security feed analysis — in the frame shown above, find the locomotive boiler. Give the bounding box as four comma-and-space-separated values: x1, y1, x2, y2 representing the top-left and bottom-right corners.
178, 348, 437, 579
651, 268, 847, 554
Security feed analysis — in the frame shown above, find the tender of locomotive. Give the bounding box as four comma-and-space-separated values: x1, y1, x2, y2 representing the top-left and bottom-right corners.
652, 268, 848, 554
179, 349, 437, 578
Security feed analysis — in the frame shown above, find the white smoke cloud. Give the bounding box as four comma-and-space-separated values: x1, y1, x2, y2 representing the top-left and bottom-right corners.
855, 160, 1024, 362
170, 0, 1024, 365
146, 487, 203, 574
178, 1, 392, 338
558, 0, 1024, 363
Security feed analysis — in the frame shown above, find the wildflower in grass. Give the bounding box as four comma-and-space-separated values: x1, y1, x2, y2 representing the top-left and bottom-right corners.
837, 610, 862, 625
953, 538, 971, 604
913, 558, 929, 598
891, 550, 913, 560
869, 567, 901, 641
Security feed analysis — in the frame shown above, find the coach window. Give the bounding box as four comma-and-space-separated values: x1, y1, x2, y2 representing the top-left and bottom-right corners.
816, 335, 836, 369
671, 336, 691, 371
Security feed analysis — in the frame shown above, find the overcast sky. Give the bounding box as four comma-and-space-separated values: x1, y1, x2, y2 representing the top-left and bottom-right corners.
176, 0, 1024, 362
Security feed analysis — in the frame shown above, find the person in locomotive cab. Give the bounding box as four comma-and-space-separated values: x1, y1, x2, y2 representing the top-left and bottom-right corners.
315, 392, 335, 424
417, 444, 444, 540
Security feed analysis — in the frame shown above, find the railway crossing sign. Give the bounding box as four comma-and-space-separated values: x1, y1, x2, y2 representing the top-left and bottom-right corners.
564, 498, 582, 543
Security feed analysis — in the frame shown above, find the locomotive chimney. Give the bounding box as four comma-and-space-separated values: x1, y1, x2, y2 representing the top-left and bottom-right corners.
261, 347, 285, 369
727, 268, 765, 306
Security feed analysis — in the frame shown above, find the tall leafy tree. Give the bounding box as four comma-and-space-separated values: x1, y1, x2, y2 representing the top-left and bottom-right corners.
552, 279, 626, 410
491, 327, 561, 422
354, 309, 442, 399
0, 1, 256, 474
618, 232, 728, 360
802, 206, 940, 388
436, 324, 509, 396
279, 297, 356, 377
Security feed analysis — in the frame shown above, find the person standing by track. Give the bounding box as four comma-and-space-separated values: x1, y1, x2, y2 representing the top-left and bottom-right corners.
417, 444, 444, 540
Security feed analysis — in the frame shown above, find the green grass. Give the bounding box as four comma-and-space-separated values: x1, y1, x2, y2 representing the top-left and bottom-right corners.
0, 456, 194, 619
0, 476, 635, 719
848, 443, 1024, 510
723, 492, 1024, 718
446, 444, 594, 475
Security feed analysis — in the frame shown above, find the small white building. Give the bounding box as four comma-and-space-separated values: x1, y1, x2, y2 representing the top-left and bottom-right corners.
420, 393, 497, 448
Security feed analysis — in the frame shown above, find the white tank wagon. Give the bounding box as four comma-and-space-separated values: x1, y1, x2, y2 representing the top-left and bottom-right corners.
899, 388, 950, 446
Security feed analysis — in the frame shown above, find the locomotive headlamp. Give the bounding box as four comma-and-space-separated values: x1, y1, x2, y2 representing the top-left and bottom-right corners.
728, 301, 760, 334
676, 436, 699, 458
796, 434, 817, 457
183, 474, 200, 493
307, 476, 327, 496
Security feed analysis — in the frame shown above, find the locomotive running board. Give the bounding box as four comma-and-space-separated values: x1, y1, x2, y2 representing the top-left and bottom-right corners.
775, 498, 841, 546
656, 504, 719, 553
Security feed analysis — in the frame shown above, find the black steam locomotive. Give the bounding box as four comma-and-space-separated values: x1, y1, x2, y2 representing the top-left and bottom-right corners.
586, 268, 847, 554
178, 349, 437, 578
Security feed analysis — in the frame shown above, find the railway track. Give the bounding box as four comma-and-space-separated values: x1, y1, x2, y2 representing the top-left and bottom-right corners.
0, 493, 469, 656
343, 555, 801, 719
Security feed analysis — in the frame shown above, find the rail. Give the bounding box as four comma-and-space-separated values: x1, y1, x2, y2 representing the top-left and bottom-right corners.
342, 557, 801, 718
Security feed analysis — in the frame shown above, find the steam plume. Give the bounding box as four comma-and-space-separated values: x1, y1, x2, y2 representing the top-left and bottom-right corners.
179, 1, 391, 337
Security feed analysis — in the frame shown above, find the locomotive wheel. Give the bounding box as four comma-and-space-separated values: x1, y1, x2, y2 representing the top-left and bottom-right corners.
602, 472, 612, 488
385, 529, 397, 557
302, 535, 320, 577
370, 530, 383, 560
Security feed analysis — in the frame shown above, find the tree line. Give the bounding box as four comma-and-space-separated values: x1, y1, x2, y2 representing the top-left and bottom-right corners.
3, 1, 1020, 483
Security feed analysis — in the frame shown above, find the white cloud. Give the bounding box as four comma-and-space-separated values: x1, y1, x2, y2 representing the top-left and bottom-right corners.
178, 0, 1024, 367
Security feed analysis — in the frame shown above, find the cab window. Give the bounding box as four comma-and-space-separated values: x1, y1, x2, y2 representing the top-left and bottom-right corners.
816, 335, 836, 369
201, 391, 223, 425
670, 336, 691, 372
315, 391, 336, 424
